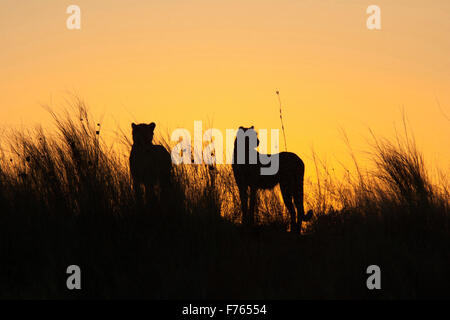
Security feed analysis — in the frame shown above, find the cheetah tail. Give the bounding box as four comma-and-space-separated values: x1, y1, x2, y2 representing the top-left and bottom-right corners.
303, 210, 313, 221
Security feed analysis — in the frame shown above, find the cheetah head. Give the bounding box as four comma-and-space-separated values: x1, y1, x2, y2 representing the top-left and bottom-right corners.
237, 125, 260, 147
132, 122, 156, 145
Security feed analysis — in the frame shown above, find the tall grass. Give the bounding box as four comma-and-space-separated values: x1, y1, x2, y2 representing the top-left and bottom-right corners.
0, 101, 448, 299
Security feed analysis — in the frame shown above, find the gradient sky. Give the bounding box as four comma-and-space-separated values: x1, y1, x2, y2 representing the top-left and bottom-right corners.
1, 0, 449, 178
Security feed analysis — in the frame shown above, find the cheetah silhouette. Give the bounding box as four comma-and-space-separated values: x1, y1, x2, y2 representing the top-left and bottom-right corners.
129, 122, 172, 206
232, 126, 313, 233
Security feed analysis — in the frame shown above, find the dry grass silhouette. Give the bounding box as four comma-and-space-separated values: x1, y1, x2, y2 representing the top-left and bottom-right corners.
0, 100, 448, 299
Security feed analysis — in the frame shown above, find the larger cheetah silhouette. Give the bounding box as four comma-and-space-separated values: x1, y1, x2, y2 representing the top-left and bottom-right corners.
232, 126, 313, 233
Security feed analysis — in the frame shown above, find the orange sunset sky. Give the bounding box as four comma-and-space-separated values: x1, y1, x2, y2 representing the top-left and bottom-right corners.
0, 0, 449, 178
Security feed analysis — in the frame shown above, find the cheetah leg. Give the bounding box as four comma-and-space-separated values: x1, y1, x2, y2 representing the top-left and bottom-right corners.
238, 184, 250, 226
294, 180, 305, 234
280, 183, 298, 233
133, 180, 144, 207
248, 187, 257, 226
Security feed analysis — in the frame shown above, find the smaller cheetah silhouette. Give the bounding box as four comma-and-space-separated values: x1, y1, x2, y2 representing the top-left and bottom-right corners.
129, 122, 172, 205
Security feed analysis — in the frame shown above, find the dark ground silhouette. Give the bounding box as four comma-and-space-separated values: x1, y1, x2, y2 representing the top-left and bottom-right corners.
0, 104, 448, 299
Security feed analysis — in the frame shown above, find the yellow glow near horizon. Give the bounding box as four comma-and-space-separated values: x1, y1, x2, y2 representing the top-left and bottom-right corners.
0, 0, 449, 180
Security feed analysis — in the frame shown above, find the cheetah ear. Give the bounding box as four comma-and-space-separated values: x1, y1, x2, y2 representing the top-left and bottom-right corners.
149, 122, 156, 131
132, 123, 137, 129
